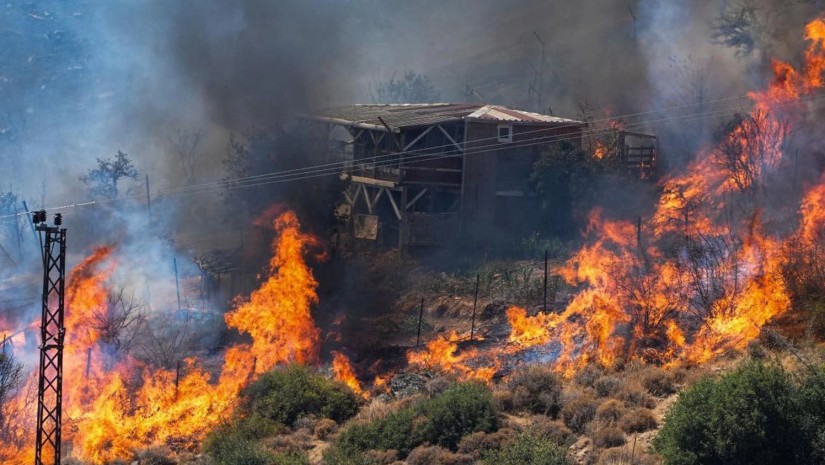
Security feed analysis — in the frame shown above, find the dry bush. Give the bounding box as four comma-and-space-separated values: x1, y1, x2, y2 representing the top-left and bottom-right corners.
314, 418, 338, 440
560, 393, 598, 434
594, 375, 622, 398
406, 445, 473, 465
597, 445, 660, 465
364, 449, 399, 465
575, 364, 605, 388
617, 384, 655, 409
176, 452, 212, 465
265, 430, 313, 454
354, 398, 402, 423
426, 377, 451, 397
493, 388, 515, 412
747, 340, 768, 359
619, 408, 658, 434
595, 399, 626, 427
639, 367, 680, 397
133, 447, 176, 465
457, 428, 517, 458
506, 365, 563, 417
526, 415, 575, 446
592, 427, 627, 448
293, 414, 319, 434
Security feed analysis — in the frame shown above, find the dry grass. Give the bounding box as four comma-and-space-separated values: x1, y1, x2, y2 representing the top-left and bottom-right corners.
639, 367, 682, 397
619, 408, 658, 434
597, 444, 661, 465
595, 399, 627, 428
594, 375, 622, 398
560, 390, 598, 434
457, 429, 518, 458
364, 449, 400, 465
592, 426, 627, 448
314, 418, 338, 440
525, 415, 575, 445
406, 445, 474, 465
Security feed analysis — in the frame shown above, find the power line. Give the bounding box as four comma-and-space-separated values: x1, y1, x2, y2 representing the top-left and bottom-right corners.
0, 90, 820, 224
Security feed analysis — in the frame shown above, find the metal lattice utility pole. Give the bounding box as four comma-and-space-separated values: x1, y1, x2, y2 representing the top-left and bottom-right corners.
33, 210, 66, 465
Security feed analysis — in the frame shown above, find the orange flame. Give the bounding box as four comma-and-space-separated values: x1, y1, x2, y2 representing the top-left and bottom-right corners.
225, 210, 322, 370
1, 210, 327, 465
332, 351, 363, 395
406, 331, 499, 383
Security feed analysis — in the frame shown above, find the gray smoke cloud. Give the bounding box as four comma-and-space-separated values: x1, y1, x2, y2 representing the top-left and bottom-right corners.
2, 0, 824, 337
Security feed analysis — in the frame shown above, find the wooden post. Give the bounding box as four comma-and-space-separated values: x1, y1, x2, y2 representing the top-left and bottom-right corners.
471, 274, 480, 341
416, 298, 424, 348
543, 249, 549, 313
175, 360, 182, 398
174, 257, 182, 313
2, 334, 6, 353
399, 187, 409, 256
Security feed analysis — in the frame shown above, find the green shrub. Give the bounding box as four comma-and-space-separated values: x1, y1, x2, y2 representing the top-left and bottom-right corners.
420, 382, 499, 450
331, 382, 499, 459
322, 443, 374, 465
797, 364, 825, 463
272, 452, 311, 465
203, 427, 274, 465
507, 366, 563, 417
482, 433, 570, 465
654, 361, 802, 465
335, 406, 419, 456
241, 364, 359, 426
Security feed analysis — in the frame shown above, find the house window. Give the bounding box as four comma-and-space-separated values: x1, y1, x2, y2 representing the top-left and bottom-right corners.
498, 125, 513, 143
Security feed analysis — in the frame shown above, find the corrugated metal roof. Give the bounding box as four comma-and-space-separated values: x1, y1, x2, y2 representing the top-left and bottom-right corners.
309, 103, 582, 131
467, 105, 580, 124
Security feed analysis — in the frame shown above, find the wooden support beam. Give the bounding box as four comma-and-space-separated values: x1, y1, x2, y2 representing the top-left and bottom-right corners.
405, 188, 428, 210
437, 125, 464, 153
387, 190, 402, 220
403, 125, 435, 150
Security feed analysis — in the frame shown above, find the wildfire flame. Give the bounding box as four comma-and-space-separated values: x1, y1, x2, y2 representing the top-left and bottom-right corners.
331, 351, 363, 395
494, 17, 825, 374
406, 331, 499, 383
0, 210, 329, 464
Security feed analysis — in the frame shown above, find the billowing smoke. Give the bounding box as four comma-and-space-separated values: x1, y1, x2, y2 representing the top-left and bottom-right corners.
2, 0, 825, 355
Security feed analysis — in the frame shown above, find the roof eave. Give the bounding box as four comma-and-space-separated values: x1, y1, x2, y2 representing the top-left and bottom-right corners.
301, 115, 399, 133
